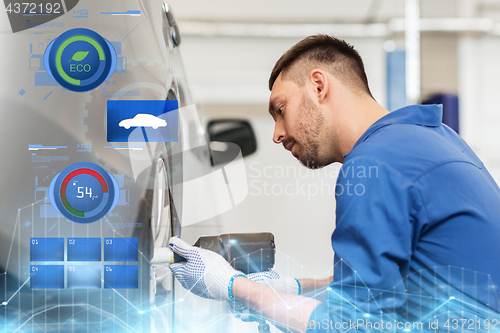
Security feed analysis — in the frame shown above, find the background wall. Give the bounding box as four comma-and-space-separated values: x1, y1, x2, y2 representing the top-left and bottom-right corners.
459, 35, 500, 181
178, 36, 387, 106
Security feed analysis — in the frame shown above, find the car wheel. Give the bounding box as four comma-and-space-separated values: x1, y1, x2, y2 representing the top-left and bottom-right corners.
151, 158, 171, 249
150, 157, 175, 332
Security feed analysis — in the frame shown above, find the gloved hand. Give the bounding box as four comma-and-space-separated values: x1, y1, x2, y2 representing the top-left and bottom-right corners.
227, 269, 301, 320
169, 236, 245, 301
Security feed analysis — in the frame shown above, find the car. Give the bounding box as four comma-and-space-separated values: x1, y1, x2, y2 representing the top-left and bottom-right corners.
0, 2, 220, 333
118, 113, 168, 129
0, 0, 259, 331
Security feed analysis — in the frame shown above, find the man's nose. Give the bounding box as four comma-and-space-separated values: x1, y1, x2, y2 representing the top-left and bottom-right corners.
273, 120, 285, 144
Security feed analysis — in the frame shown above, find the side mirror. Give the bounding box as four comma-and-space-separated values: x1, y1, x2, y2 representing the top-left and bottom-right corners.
207, 120, 257, 166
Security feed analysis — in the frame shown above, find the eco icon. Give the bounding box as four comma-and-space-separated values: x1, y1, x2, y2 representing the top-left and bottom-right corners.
44, 28, 116, 92
70, 51, 89, 62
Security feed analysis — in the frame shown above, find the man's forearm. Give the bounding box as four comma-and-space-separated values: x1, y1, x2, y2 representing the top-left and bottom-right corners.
232, 276, 321, 333
297, 276, 333, 295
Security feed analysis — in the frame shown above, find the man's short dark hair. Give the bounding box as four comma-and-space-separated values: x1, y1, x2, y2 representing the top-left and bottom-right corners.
269, 34, 373, 98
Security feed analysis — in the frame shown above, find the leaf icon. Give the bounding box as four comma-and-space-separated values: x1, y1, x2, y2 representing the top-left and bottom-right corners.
70, 51, 89, 62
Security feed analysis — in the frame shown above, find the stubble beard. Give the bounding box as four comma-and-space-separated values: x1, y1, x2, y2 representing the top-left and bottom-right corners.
295, 92, 337, 169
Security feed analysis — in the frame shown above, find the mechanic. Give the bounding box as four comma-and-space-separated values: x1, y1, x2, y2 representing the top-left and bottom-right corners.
168, 35, 500, 332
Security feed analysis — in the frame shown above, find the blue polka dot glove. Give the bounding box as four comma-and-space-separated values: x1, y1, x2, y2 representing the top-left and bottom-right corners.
169, 237, 246, 301
227, 269, 301, 321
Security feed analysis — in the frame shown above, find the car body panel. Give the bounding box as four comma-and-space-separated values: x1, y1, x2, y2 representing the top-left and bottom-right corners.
0, 1, 218, 332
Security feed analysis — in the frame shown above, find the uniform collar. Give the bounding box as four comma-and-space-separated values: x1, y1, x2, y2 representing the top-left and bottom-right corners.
345, 104, 443, 157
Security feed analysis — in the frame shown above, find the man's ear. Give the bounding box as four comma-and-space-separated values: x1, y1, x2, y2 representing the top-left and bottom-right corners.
310, 69, 328, 103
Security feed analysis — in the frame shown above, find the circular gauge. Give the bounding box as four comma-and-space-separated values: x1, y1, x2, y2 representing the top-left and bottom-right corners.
49, 162, 119, 223
44, 28, 116, 92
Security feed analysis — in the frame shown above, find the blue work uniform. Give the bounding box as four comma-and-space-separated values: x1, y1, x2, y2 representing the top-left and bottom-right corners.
306, 105, 500, 332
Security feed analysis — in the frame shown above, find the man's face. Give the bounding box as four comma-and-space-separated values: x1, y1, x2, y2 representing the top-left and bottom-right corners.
269, 75, 338, 168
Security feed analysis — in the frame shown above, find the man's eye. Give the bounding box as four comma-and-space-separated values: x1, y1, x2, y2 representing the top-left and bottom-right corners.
278, 107, 283, 115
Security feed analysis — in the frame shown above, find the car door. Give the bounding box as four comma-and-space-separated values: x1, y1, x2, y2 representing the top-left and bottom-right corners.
0, 2, 197, 332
